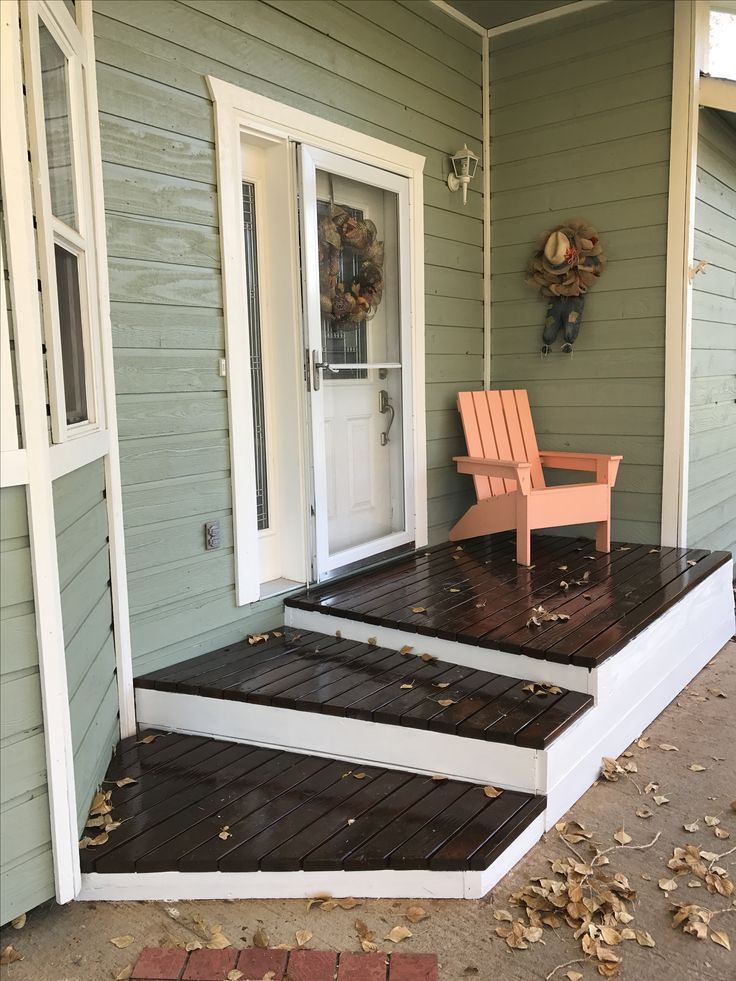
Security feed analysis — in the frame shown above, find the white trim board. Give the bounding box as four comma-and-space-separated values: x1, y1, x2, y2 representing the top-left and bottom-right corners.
284, 606, 595, 694
135, 688, 542, 792
78, 813, 546, 902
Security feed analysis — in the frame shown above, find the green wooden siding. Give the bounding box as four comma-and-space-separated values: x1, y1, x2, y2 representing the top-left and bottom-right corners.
0, 487, 54, 925
52, 459, 118, 832
489, 0, 673, 543
688, 109, 736, 561
93, 0, 484, 675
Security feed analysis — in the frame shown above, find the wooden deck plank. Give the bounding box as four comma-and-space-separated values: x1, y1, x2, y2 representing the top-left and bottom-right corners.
429, 790, 531, 871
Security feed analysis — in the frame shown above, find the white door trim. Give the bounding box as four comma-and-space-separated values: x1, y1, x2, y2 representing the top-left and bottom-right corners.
207, 78, 427, 603
660, 1, 709, 547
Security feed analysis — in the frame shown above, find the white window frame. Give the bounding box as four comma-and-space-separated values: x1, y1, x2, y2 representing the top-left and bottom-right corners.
209, 78, 428, 605
22, 0, 105, 447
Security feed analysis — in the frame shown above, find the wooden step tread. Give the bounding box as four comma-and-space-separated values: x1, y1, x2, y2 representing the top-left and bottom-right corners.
80, 731, 546, 875
284, 533, 731, 666
135, 629, 593, 750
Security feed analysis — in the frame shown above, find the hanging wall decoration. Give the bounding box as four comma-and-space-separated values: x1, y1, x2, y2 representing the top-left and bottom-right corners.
525, 219, 606, 355
319, 205, 385, 328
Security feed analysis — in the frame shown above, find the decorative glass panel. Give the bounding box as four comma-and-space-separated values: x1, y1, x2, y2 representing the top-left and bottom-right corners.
39, 23, 77, 228
54, 244, 87, 425
242, 182, 269, 531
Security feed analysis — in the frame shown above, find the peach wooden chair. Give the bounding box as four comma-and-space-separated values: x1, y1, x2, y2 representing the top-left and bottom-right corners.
450, 389, 622, 566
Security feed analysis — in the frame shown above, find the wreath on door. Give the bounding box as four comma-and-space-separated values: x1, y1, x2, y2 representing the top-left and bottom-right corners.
318, 205, 385, 328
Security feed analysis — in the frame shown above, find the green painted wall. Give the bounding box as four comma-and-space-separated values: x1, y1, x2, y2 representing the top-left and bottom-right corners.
93, 0, 484, 675
489, 0, 673, 543
688, 109, 736, 560
52, 459, 118, 832
0, 487, 54, 925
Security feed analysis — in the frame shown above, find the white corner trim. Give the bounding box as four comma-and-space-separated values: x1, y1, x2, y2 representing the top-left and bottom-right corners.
77, 0, 136, 739
48, 429, 110, 480
1, 0, 79, 902
699, 75, 736, 112
0, 450, 29, 487
482, 31, 491, 390
487, 0, 611, 38
430, 0, 486, 35
661, 0, 706, 547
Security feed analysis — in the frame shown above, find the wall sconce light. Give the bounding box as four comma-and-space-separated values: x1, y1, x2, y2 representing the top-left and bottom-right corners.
447, 144, 480, 205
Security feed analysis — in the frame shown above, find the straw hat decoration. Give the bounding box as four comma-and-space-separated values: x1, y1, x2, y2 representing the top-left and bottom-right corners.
525, 220, 606, 354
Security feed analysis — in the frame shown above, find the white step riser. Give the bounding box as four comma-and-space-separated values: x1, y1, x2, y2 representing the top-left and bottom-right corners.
78, 812, 547, 901
135, 687, 544, 793
284, 606, 596, 695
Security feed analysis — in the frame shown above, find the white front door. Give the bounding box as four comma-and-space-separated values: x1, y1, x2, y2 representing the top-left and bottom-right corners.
299, 145, 415, 579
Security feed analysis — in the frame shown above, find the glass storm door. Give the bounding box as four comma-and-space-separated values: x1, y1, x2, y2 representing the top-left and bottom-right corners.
299, 145, 414, 579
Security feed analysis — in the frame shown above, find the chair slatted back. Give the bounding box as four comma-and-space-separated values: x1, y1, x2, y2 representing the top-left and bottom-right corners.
457, 389, 545, 500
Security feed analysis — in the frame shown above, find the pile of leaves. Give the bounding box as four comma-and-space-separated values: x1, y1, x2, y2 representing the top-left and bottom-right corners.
79, 789, 121, 848
495, 820, 658, 977
526, 605, 571, 628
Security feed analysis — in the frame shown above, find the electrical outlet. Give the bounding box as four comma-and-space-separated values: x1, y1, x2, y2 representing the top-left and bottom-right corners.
205, 519, 221, 550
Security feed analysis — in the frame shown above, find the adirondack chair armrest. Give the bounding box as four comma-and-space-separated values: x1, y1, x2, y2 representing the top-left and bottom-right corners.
539, 451, 623, 486
453, 456, 532, 495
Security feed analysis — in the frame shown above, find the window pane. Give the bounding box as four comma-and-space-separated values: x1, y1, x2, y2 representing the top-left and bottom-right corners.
242, 182, 269, 531
54, 245, 87, 425
709, 10, 736, 81
39, 23, 77, 228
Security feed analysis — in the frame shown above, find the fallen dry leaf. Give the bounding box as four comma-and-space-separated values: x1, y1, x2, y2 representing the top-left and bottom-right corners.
420, 653, 437, 663
637, 738, 651, 749
704, 815, 720, 827
252, 927, 269, 948
636, 807, 653, 819
659, 878, 678, 892
433, 682, 450, 689
399, 645, 413, 654
226, 971, 243, 981
614, 829, 632, 845
483, 786, 502, 798
566, 973, 583, 981
689, 764, 707, 772
10, 913, 25, 930
1, 945, 23, 965
684, 821, 700, 833
247, 633, 269, 645
659, 744, 679, 752
206, 926, 231, 951
436, 698, 457, 707
400, 681, 415, 690
367, 636, 377, 646
115, 966, 133, 981
653, 795, 670, 806
406, 906, 429, 923
338, 898, 361, 910
494, 910, 513, 922
711, 929, 731, 950
411, 607, 426, 614
185, 941, 202, 952
708, 688, 727, 698
115, 777, 138, 788
714, 827, 730, 840
353, 773, 367, 780
386, 925, 412, 943
218, 826, 232, 840
635, 930, 656, 947
137, 734, 159, 745
110, 935, 135, 949
431, 774, 448, 781
295, 930, 312, 947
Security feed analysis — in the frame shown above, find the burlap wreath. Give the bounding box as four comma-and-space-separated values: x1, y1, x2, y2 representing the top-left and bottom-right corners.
319, 205, 384, 327
526, 220, 606, 298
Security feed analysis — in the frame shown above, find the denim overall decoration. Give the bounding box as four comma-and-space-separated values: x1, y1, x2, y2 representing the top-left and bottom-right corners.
526, 221, 606, 355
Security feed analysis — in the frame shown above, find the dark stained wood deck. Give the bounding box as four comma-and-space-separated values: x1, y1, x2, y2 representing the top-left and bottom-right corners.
285, 533, 732, 667
80, 731, 545, 874
136, 629, 593, 750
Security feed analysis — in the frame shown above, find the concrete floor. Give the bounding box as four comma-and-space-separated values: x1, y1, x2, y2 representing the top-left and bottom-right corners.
1, 641, 733, 981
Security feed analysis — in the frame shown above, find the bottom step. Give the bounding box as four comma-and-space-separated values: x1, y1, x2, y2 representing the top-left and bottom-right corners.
78, 730, 545, 900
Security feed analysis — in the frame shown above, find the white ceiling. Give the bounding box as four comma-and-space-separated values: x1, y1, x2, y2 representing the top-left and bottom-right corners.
446, 0, 579, 30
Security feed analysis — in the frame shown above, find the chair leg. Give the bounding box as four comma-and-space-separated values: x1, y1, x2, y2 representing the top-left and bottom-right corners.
515, 498, 532, 566
596, 517, 611, 553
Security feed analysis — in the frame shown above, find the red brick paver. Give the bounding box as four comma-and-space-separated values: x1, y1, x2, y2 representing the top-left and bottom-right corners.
287, 949, 339, 981
236, 947, 289, 979
131, 947, 188, 980
388, 953, 438, 981
337, 950, 388, 980
182, 947, 237, 980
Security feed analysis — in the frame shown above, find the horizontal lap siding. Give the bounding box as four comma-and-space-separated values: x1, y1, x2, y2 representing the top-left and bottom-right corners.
0, 487, 54, 924
688, 110, 736, 563
52, 460, 119, 832
489, 0, 673, 544
93, 0, 484, 673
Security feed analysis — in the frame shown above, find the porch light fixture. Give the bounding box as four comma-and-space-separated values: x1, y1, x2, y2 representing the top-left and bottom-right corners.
447, 144, 479, 205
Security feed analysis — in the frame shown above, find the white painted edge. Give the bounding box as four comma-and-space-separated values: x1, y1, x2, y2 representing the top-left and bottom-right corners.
284, 606, 594, 694
700, 75, 736, 112
486, 0, 611, 38
0, 449, 29, 487
134, 688, 541, 793
1, 0, 79, 901
77, 813, 546, 901
482, 31, 491, 390
430, 0, 486, 35
0, 219, 19, 454
77, 0, 136, 738
48, 429, 109, 480
661, 0, 709, 547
